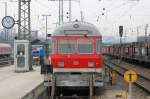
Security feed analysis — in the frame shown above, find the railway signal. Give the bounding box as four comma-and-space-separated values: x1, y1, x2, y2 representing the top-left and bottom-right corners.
119, 26, 123, 37
124, 70, 137, 99
119, 25, 123, 63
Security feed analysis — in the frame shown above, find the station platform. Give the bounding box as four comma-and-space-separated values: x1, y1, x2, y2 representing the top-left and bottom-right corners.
0, 65, 43, 99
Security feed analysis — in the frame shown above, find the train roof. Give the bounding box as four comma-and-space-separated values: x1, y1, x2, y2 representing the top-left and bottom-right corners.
0, 43, 11, 47
32, 45, 44, 47
53, 21, 101, 36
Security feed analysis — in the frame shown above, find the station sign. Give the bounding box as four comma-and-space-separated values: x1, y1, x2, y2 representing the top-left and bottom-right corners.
124, 70, 137, 83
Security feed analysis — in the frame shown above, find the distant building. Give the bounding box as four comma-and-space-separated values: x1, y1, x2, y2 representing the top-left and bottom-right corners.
31, 31, 38, 40
137, 36, 150, 43
0, 28, 16, 44
0, 29, 38, 46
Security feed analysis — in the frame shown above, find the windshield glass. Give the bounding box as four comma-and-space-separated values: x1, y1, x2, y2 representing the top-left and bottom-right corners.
58, 39, 76, 53
78, 39, 93, 53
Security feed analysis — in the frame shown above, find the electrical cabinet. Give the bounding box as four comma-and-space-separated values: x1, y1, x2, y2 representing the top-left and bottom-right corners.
14, 40, 29, 72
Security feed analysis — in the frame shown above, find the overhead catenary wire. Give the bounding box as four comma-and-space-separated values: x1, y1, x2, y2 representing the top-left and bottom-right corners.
33, 0, 58, 14
96, 1, 130, 23
97, 0, 142, 37
111, 2, 138, 24
97, 0, 140, 23
113, 1, 142, 37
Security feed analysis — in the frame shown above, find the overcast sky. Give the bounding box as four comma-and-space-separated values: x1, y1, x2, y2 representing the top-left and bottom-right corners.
0, 0, 150, 37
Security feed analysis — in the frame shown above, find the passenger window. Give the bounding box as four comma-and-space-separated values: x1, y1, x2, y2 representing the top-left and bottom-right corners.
141, 47, 146, 56
135, 47, 140, 55
148, 47, 150, 56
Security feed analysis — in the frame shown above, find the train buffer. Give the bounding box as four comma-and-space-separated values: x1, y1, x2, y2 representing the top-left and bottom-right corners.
49, 75, 94, 99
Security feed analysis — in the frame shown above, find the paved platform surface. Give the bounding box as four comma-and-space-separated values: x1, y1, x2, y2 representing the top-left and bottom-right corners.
0, 65, 43, 99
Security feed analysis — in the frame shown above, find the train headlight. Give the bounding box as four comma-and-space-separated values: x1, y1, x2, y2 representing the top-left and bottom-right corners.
88, 62, 95, 67
57, 62, 64, 68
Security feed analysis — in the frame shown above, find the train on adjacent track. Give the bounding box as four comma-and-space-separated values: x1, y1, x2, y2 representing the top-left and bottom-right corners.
46, 20, 104, 94
0, 43, 12, 58
31, 45, 45, 57
31, 45, 45, 65
103, 42, 150, 63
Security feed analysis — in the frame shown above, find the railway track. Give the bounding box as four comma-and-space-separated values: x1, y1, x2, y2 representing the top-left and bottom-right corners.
104, 57, 150, 93
56, 96, 89, 99
103, 54, 150, 68
0, 57, 14, 67
56, 96, 104, 99
56, 96, 113, 99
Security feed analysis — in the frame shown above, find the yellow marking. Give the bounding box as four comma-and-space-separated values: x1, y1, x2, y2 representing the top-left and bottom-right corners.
124, 70, 137, 83
115, 91, 127, 99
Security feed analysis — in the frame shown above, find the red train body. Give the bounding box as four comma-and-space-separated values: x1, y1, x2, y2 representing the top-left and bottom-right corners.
0, 43, 11, 57
51, 36, 102, 69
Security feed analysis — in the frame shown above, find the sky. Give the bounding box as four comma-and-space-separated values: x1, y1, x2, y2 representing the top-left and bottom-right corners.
0, 0, 150, 38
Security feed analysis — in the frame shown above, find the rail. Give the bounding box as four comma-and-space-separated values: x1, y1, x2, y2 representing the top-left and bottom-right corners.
57, 96, 105, 99
0, 57, 14, 67
103, 58, 150, 93
57, 95, 99, 99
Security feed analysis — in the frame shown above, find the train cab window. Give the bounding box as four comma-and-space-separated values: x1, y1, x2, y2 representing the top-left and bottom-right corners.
58, 39, 75, 53
78, 39, 93, 54
124, 47, 129, 54
96, 40, 101, 53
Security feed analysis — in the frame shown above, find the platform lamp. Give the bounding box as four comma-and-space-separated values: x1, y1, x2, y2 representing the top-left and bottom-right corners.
119, 25, 123, 63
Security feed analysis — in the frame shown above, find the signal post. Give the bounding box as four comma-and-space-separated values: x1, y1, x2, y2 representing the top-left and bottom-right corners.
124, 70, 137, 99
119, 26, 123, 63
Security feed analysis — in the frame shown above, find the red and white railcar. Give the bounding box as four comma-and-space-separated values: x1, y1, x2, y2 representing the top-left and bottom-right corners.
48, 21, 104, 87
0, 43, 11, 57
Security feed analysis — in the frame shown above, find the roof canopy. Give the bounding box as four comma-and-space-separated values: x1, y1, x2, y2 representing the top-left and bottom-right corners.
31, 39, 47, 45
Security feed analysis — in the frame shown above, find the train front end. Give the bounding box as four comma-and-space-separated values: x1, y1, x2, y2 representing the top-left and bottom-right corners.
49, 21, 104, 87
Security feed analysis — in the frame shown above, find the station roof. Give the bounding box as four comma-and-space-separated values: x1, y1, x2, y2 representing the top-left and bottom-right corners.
31, 39, 47, 45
